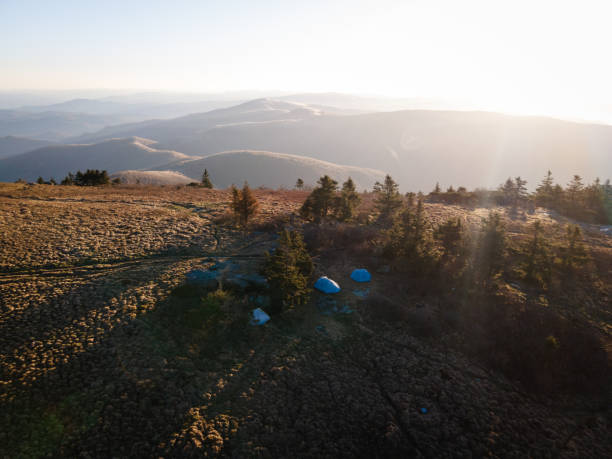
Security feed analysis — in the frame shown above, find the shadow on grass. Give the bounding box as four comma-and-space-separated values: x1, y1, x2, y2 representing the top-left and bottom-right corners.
0, 261, 303, 457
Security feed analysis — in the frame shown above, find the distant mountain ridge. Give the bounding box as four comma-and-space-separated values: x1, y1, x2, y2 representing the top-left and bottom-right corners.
73, 101, 612, 190
17, 98, 245, 121
0, 109, 135, 141
2, 96, 612, 191
0, 137, 192, 182
68, 98, 332, 145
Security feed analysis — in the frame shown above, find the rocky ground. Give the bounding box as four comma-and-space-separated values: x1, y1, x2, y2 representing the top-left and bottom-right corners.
0, 184, 610, 458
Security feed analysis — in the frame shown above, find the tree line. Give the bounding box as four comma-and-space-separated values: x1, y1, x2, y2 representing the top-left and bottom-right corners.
429, 171, 611, 224
297, 173, 591, 286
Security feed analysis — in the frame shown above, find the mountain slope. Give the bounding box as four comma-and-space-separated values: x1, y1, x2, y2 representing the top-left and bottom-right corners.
0, 136, 54, 159
153, 150, 386, 189
69, 98, 329, 145
76, 102, 612, 190
0, 109, 137, 141
0, 137, 192, 182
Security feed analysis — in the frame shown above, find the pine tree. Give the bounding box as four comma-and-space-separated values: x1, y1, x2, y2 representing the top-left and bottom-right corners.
559, 225, 588, 277
522, 221, 552, 287
36, 176, 44, 184
300, 175, 338, 222
435, 217, 465, 263
71, 169, 109, 186
61, 172, 75, 186
201, 169, 213, 188
336, 177, 361, 221
295, 178, 304, 190
535, 170, 555, 207
264, 230, 313, 312
514, 176, 528, 202
405, 192, 416, 208
604, 179, 612, 224
500, 178, 515, 206
433, 182, 441, 193
230, 182, 259, 228
474, 211, 507, 281
567, 175, 584, 198
385, 199, 437, 272
373, 174, 402, 223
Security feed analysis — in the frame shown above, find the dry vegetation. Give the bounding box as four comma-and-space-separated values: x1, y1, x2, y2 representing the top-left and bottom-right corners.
0, 183, 610, 457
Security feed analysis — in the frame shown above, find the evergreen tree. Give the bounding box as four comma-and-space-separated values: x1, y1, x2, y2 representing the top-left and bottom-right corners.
500, 178, 515, 205
264, 230, 313, 312
604, 179, 612, 224
49, 177, 56, 185
201, 169, 213, 188
405, 192, 416, 208
36, 176, 44, 184
522, 221, 552, 287
230, 182, 259, 228
551, 184, 564, 208
385, 199, 437, 272
300, 175, 338, 222
514, 176, 528, 202
474, 212, 507, 281
567, 175, 584, 198
535, 170, 555, 207
435, 217, 465, 263
559, 225, 588, 277
499, 177, 527, 208
295, 178, 304, 190
71, 169, 109, 186
373, 174, 402, 223
336, 177, 361, 221
433, 182, 441, 193
61, 172, 75, 186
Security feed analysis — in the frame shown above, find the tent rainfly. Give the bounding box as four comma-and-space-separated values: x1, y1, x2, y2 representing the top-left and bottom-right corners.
314, 276, 341, 294
350, 269, 371, 283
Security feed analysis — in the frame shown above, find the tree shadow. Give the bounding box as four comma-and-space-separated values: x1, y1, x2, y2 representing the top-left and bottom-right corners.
0, 256, 288, 457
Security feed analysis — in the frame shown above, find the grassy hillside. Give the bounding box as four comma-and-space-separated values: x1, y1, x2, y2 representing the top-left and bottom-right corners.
154, 149, 386, 189
0, 183, 609, 457
0, 137, 192, 182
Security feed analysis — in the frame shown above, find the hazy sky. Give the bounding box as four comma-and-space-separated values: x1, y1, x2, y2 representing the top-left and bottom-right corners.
1, 0, 611, 120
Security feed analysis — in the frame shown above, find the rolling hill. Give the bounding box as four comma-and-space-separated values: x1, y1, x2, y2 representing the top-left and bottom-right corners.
0, 136, 54, 159
152, 150, 386, 189
0, 137, 192, 182
69, 98, 333, 146
75, 101, 612, 191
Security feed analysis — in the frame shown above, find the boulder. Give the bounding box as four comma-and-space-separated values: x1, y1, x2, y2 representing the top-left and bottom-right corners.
314, 276, 341, 294
185, 270, 219, 290
225, 273, 268, 291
